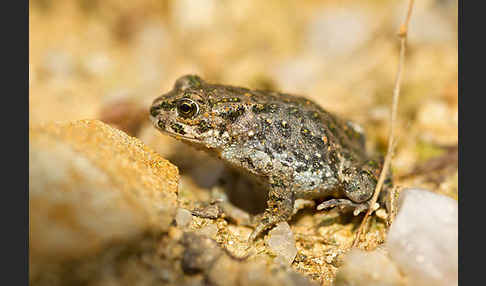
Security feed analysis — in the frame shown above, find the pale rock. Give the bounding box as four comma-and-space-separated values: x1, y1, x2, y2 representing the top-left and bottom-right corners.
198, 223, 219, 238
29, 120, 179, 280
386, 188, 458, 286
182, 232, 317, 286
267, 222, 297, 266
335, 248, 404, 286
175, 208, 193, 228
207, 255, 240, 286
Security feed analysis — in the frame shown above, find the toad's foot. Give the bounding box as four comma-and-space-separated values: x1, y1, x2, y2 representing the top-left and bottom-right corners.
248, 213, 281, 243
248, 186, 294, 243
190, 184, 254, 225
191, 203, 223, 219
317, 199, 377, 216
191, 205, 283, 244
190, 200, 253, 226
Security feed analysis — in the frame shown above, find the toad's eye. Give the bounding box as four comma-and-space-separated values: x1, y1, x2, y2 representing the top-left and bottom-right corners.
176, 98, 199, 118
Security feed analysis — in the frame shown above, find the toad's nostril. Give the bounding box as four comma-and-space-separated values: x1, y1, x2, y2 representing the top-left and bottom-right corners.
157, 119, 166, 129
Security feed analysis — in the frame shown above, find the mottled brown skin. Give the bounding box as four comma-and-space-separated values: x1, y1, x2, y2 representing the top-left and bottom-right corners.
150, 75, 391, 241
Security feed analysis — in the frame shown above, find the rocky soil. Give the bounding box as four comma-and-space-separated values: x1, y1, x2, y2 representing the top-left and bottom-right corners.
29, 0, 458, 285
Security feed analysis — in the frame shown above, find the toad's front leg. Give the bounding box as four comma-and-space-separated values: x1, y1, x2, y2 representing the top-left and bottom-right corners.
316, 198, 372, 216
248, 182, 295, 243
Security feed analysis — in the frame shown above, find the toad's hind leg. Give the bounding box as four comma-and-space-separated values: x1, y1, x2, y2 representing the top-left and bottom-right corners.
248, 182, 295, 242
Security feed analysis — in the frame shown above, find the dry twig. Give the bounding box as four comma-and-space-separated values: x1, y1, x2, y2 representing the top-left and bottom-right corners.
352, 0, 415, 247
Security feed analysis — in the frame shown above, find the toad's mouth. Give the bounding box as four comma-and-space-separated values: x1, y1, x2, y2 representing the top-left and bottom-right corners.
161, 129, 202, 143
151, 116, 203, 144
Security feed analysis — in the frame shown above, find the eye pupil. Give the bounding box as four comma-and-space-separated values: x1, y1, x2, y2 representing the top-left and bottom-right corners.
177, 99, 198, 118
181, 104, 191, 113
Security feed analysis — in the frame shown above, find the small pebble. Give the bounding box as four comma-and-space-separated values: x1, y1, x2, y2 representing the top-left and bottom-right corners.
335, 248, 404, 286
168, 226, 183, 240
267, 222, 297, 266
197, 223, 218, 238
175, 208, 193, 228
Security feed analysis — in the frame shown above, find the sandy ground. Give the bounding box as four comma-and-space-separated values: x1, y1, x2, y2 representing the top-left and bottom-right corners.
29, 0, 457, 285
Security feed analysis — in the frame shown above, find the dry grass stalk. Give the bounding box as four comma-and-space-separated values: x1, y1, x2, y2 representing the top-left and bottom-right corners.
353, 0, 415, 248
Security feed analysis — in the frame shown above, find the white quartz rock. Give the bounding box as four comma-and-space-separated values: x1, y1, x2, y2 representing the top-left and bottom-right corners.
386, 188, 458, 286
267, 222, 298, 266
175, 208, 193, 228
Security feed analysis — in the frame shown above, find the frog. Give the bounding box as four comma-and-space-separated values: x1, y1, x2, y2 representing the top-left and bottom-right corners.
150, 74, 392, 242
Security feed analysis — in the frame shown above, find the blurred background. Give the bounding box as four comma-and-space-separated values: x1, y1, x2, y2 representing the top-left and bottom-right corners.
29, 0, 458, 195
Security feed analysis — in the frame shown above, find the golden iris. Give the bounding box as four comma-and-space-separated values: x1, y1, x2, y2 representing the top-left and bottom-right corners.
176, 98, 199, 118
